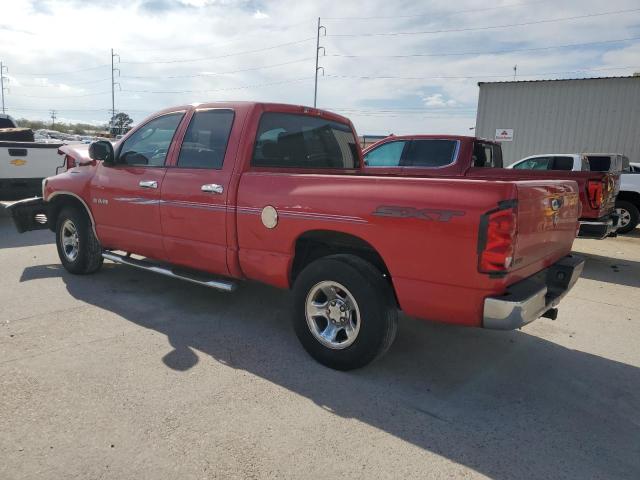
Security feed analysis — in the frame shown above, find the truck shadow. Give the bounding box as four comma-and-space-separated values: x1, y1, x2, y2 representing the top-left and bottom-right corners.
19, 263, 640, 480
579, 252, 640, 289
0, 217, 54, 249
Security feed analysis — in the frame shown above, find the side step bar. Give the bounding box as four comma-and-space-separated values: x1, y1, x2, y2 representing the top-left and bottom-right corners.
102, 251, 236, 292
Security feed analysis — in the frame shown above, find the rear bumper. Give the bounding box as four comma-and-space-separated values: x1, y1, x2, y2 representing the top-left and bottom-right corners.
5, 197, 51, 233
0, 178, 44, 201
578, 214, 619, 239
483, 254, 584, 330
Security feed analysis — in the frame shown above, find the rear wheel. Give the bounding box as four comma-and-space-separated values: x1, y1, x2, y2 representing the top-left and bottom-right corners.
55, 207, 103, 274
292, 254, 398, 370
615, 200, 639, 234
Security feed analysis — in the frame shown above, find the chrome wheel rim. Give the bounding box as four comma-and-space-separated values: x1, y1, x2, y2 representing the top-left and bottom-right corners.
305, 281, 361, 350
616, 207, 631, 228
61, 219, 80, 262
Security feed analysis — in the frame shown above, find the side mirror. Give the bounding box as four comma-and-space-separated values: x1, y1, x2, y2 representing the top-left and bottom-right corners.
89, 140, 115, 165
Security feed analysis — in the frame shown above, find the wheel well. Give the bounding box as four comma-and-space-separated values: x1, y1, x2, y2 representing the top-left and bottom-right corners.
47, 195, 93, 232
617, 191, 640, 207
291, 230, 398, 305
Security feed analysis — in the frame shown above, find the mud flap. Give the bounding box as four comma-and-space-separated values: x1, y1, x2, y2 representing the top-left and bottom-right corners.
6, 197, 51, 233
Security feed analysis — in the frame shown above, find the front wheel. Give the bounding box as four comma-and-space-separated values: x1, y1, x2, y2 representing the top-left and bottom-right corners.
292, 254, 398, 370
615, 200, 639, 234
55, 207, 103, 274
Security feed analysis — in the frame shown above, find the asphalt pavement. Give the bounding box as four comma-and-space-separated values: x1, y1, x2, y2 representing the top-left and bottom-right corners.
1, 214, 639, 479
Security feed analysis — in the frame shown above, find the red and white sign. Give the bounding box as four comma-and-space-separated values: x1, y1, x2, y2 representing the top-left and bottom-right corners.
495, 129, 514, 142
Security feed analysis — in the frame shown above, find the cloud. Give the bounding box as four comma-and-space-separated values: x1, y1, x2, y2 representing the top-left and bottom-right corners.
0, 0, 638, 134
253, 9, 269, 19
423, 93, 457, 107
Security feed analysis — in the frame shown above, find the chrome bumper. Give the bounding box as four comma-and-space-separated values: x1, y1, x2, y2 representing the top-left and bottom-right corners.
483, 255, 585, 330
578, 215, 618, 239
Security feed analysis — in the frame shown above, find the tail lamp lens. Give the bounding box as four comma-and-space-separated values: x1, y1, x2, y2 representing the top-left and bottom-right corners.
479, 207, 517, 273
65, 155, 76, 169
587, 179, 604, 209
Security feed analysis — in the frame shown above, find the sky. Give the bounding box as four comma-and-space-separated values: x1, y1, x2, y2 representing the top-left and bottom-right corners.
0, 0, 639, 135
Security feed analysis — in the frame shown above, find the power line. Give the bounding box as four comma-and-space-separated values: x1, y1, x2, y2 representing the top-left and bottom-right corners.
323, 0, 551, 20
122, 76, 313, 95
16, 64, 111, 77
120, 37, 314, 65
120, 57, 314, 79
323, 65, 640, 82
49, 109, 57, 127
11, 90, 112, 99
328, 36, 640, 59
327, 8, 640, 37
14, 77, 112, 88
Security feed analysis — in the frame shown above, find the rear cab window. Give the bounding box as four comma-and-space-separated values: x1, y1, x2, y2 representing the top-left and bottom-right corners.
586, 155, 612, 172
364, 139, 459, 168
512, 156, 552, 170
177, 109, 234, 169
252, 113, 359, 169
472, 141, 502, 168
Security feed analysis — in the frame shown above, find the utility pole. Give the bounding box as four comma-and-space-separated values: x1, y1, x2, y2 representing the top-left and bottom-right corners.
313, 17, 326, 108
50, 110, 57, 128
111, 48, 120, 134
513, 64, 518, 81
0, 61, 8, 114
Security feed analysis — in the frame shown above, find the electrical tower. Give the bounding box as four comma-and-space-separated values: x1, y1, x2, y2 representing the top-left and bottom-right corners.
0, 62, 8, 114
313, 18, 326, 108
50, 110, 57, 128
111, 48, 120, 134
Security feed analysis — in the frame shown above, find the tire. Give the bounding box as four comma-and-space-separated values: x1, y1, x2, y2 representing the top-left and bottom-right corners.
292, 254, 398, 370
55, 206, 103, 274
615, 200, 640, 234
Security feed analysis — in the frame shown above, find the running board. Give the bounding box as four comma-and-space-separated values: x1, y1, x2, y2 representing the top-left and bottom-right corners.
101, 251, 236, 292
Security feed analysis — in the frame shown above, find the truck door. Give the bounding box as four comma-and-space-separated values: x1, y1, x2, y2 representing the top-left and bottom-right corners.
90, 111, 185, 259
159, 108, 236, 276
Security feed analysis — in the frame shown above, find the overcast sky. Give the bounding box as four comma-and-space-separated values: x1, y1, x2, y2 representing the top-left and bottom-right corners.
1, 0, 639, 134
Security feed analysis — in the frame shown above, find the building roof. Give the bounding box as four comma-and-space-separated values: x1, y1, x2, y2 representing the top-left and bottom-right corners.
478, 74, 640, 86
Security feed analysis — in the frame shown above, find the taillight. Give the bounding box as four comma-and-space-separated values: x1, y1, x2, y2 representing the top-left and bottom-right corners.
478, 206, 517, 274
586, 179, 604, 209
65, 154, 76, 169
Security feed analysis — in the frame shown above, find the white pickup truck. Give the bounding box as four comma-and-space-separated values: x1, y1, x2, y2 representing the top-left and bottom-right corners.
509, 153, 639, 234
617, 162, 640, 233
0, 114, 67, 200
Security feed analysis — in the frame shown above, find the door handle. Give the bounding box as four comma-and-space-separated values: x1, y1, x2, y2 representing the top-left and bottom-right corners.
139, 180, 158, 189
201, 184, 224, 194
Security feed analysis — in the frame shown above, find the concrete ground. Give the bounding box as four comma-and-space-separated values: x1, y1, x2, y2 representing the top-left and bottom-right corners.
1, 211, 639, 480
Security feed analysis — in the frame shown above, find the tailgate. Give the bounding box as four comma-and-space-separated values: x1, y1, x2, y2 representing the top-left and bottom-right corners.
512, 180, 580, 276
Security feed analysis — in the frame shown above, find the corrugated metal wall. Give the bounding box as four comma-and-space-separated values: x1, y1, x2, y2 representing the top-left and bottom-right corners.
475, 76, 640, 165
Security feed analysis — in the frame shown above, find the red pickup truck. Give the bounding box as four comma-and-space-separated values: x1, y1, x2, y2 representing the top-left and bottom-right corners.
363, 135, 620, 239
8, 102, 584, 370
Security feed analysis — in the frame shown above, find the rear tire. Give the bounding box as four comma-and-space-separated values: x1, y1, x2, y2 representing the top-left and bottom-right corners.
615, 200, 639, 234
292, 254, 398, 370
55, 207, 103, 274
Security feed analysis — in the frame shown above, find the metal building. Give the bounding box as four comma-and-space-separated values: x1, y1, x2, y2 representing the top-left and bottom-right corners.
475, 75, 640, 165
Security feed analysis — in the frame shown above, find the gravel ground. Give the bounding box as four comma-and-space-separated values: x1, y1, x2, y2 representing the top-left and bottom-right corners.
1, 213, 639, 480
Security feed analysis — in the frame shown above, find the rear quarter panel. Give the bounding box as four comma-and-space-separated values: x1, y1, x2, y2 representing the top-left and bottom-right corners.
236, 173, 532, 326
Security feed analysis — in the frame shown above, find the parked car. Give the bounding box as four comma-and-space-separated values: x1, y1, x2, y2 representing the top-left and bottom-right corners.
8, 102, 584, 370
363, 137, 621, 239
509, 153, 637, 234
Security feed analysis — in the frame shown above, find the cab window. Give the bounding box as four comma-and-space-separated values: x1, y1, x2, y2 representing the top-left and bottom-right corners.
403, 140, 458, 167
473, 142, 502, 168
119, 112, 184, 167
252, 113, 358, 169
513, 156, 551, 170
364, 141, 407, 167
177, 109, 234, 169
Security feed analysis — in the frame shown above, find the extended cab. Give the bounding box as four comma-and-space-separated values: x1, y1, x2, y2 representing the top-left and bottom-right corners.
363, 136, 621, 239
8, 103, 584, 370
